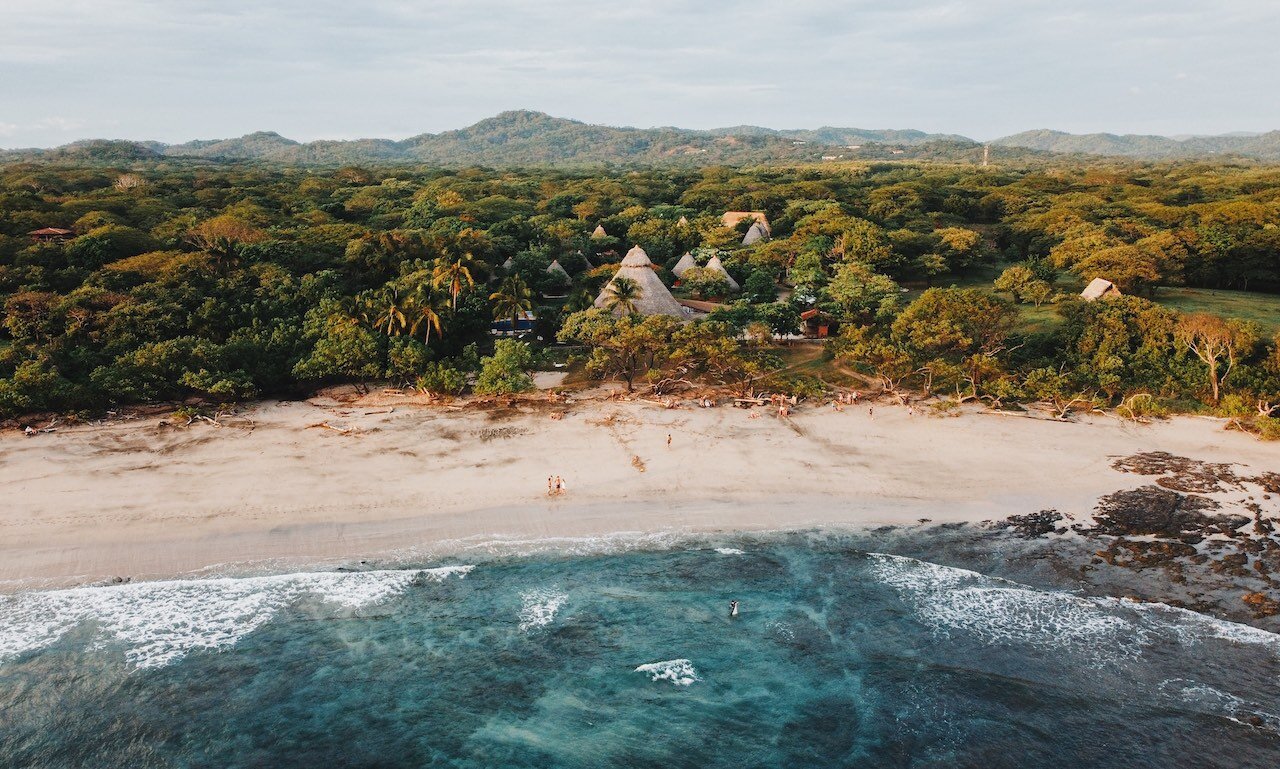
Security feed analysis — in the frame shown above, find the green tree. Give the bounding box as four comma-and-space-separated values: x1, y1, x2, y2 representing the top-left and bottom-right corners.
743, 270, 778, 303
433, 257, 476, 311
824, 262, 901, 324
601, 276, 642, 316
474, 340, 536, 394
1175, 313, 1260, 403
489, 275, 535, 333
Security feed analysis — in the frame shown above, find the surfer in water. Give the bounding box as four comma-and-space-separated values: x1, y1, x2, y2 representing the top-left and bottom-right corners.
730, 600, 739, 617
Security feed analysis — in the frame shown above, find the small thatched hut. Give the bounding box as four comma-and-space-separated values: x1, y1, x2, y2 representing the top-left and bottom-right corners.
547, 259, 571, 281
705, 255, 740, 291
593, 246, 688, 318
672, 252, 697, 278
742, 221, 768, 246
1081, 278, 1121, 301
591, 224, 609, 239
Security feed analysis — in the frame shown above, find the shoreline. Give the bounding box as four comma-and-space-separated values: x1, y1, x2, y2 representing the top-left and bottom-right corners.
4, 391, 1279, 591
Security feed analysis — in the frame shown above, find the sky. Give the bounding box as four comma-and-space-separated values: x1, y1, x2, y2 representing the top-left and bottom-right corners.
1, 0, 1276, 148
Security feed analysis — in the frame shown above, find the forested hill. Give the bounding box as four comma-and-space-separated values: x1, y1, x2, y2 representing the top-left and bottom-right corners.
993, 129, 1280, 161
3, 111, 1279, 166
1, 111, 991, 167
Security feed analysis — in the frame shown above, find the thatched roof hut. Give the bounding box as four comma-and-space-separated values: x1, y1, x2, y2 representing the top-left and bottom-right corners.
1081, 278, 1121, 301
742, 221, 768, 246
721, 211, 770, 235
672, 252, 697, 278
677, 216, 689, 227
705, 255, 740, 291
591, 224, 609, 239
501, 257, 515, 273
593, 246, 689, 318
547, 259, 571, 281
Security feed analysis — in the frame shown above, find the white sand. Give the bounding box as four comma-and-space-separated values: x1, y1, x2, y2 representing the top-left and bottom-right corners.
2, 392, 1278, 589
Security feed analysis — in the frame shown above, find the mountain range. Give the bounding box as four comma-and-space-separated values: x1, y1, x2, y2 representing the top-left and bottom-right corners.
3, 110, 1278, 166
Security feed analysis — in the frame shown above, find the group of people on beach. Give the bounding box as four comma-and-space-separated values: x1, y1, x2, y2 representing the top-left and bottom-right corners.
546, 475, 567, 496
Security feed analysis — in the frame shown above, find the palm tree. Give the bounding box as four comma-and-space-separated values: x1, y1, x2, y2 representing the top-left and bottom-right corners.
602, 276, 643, 316
369, 286, 408, 336
432, 256, 476, 311
408, 286, 447, 345
489, 275, 535, 335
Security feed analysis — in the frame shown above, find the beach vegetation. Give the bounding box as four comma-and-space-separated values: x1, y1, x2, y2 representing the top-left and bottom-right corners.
474, 339, 536, 395
0, 159, 1278, 429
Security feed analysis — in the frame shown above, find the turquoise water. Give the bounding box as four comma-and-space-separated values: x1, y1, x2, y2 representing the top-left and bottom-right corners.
1, 535, 1278, 767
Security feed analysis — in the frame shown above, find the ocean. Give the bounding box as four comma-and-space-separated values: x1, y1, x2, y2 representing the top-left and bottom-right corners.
1, 533, 1277, 768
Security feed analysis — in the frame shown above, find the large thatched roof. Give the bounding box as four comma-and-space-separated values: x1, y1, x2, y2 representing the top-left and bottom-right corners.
1081, 277, 1121, 301
672, 252, 697, 278
593, 246, 688, 318
705, 255, 740, 291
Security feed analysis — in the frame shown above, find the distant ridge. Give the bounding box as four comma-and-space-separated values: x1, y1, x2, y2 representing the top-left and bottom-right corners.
3, 110, 1278, 166
992, 128, 1280, 160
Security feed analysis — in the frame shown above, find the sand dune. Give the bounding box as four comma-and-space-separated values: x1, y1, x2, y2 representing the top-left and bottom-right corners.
2, 391, 1278, 589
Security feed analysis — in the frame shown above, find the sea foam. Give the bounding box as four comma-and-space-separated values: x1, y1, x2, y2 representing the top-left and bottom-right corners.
0, 566, 471, 669
866, 553, 1148, 662
635, 658, 700, 686
519, 588, 568, 632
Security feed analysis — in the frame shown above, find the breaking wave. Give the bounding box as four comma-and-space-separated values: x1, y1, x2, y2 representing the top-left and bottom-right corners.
866, 553, 1147, 662
519, 588, 568, 632
0, 566, 472, 669
634, 658, 699, 686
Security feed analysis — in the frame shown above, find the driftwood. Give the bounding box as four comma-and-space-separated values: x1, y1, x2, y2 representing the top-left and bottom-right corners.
307, 421, 356, 435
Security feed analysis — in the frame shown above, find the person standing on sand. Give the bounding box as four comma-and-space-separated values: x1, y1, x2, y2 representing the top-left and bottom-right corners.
555, 476, 566, 495
667, 433, 672, 448
868, 407, 874, 419
547, 476, 554, 496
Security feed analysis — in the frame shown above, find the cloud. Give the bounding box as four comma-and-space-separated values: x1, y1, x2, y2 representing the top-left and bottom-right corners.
1, 0, 1276, 147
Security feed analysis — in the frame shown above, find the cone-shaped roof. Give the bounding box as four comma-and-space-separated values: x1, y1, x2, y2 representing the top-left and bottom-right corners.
502, 257, 515, 272
672, 252, 697, 278
594, 246, 688, 318
547, 259, 571, 280
705, 255, 741, 291
677, 216, 689, 227
742, 221, 767, 245
591, 224, 608, 239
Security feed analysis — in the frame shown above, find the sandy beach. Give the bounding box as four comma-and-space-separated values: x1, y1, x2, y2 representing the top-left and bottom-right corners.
3, 390, 1279, 589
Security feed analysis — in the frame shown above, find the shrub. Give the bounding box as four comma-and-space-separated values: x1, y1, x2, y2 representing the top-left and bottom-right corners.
417, 361, 467, 396
474, 340, 535, 395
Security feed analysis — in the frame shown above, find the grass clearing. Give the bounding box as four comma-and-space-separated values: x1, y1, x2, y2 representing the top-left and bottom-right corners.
1153, 287, 1280, 335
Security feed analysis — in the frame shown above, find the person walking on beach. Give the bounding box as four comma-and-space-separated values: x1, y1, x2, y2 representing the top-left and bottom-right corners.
547, 476, 554, 496
868, 406, 874, 419
667, 433, 672, 448
555, 475, 566, 495
730, 600, 739, 617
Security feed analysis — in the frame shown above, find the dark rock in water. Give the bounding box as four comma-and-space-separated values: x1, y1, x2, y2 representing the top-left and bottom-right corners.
1242, 592, 1280, 619
1085, 486, 1247, 539
1001, 510, 1064, 538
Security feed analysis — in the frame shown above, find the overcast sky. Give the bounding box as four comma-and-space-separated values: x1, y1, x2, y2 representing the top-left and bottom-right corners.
1, 0, 1276, 147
